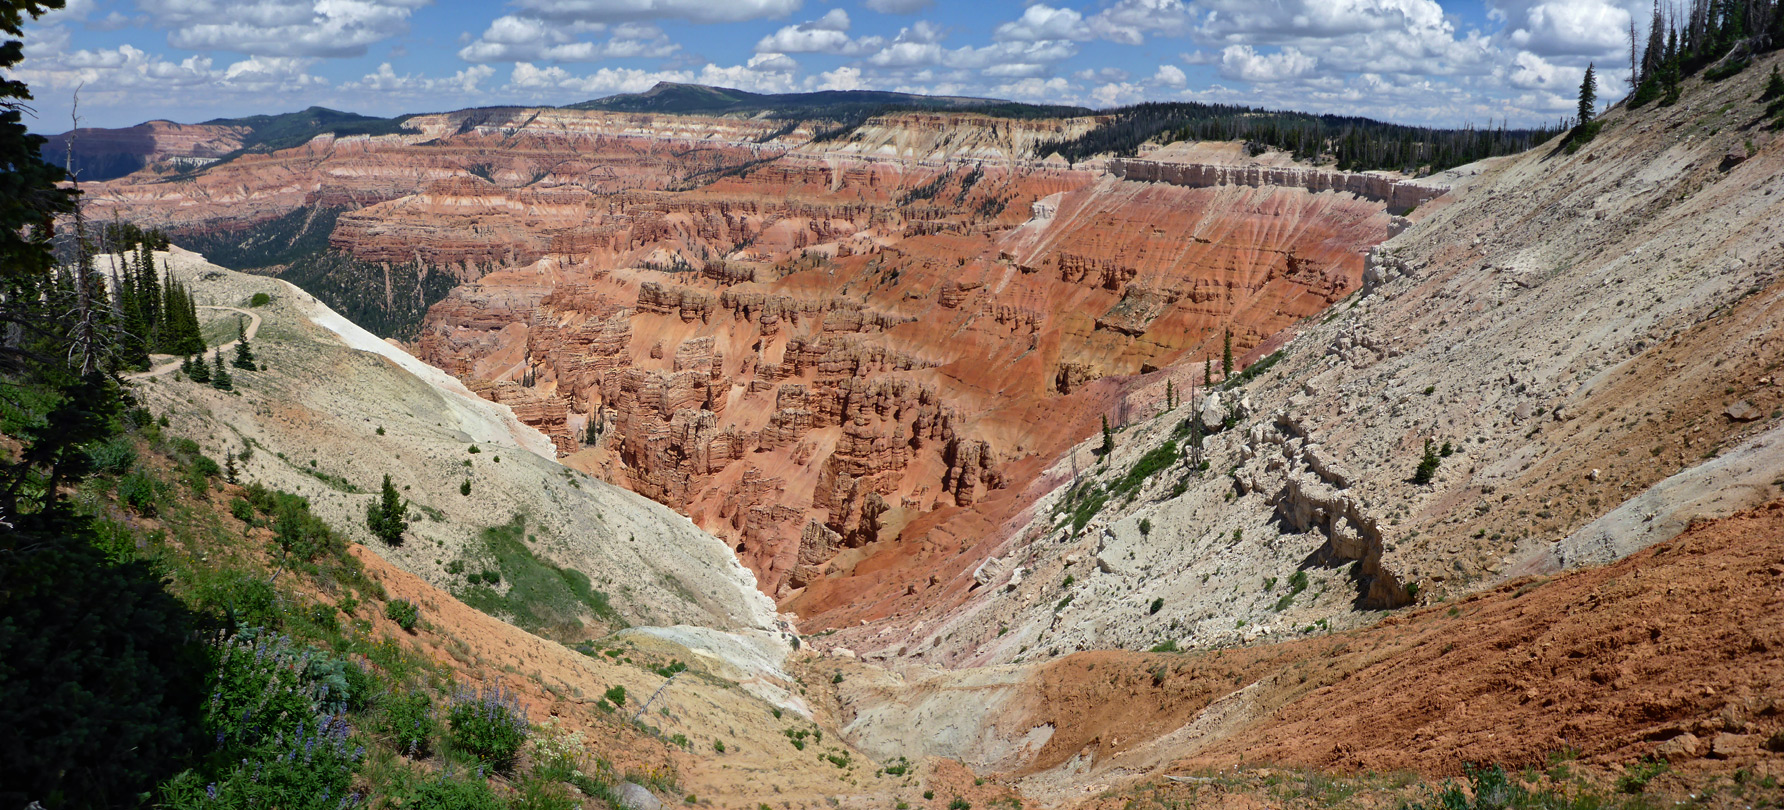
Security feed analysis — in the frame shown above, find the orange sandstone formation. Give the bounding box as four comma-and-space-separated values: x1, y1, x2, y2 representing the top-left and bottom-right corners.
79, 107, 1409, 626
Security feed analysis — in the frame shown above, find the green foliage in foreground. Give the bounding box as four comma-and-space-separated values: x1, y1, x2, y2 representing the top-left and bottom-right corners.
448, 681, 530, 772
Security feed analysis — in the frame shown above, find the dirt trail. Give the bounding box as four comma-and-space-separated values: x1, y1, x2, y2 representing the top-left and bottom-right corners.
128, 304, 262, 379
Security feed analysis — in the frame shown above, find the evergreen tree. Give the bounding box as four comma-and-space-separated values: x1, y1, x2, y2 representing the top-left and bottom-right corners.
1578, 63, 1598, 125
210, 348, 231, 390
366, 474, 408, 546
187, 353, 210, 383
1764, 65, 1784, 101
1098, 414, 1115, 456
232, 315, 257, 370
137, 245, 161, 341
224, 450, 238, 484
1413, 438, 1441, 485
1642, 1, 1666, 83
113, 266, 149, 369
1204, 357, 1212, 386
1221, 329, 1234, 380
0, 10, 212, 809
1165, 379, 1174, 410
158, 274, 204, 356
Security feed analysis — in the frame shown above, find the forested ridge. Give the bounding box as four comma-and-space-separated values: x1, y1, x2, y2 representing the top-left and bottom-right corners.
1038, 102, 1562, 173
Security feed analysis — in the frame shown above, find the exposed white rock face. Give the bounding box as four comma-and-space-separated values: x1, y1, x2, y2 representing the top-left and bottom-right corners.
142, 248, 783, 634
1108, 159, 1446, 210
833, 63, 1784, 670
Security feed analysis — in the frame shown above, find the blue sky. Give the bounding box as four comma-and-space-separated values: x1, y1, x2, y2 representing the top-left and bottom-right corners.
16, 0, 1644, 131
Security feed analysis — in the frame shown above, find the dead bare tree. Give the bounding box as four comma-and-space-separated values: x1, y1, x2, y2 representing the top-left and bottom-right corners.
62, 86, 109, 375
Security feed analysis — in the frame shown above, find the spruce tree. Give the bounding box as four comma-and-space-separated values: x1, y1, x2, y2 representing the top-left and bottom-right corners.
113, 267, 149, 370
224, 451, 237, 484
1764, 65, 1784, 102
366, 474, 407, 546
1413, 438, 1441, 485
136, 245, 161, 342
1165, 379, 1174, 410
1578, 63, 1598, 125
210, 348, 231, 390
1204, 357, 1212, 386
231, 316, 256, 370
1098, 414, 1114, 456
1221, 329, 1234, 380
187, 353, 210, 383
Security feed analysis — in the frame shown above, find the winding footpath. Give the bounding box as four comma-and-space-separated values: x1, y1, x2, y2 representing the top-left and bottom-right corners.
128, 305, 263, 381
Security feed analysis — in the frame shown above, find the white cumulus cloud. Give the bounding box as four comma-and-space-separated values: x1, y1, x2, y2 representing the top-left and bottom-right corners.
1217, 44, 1317, 82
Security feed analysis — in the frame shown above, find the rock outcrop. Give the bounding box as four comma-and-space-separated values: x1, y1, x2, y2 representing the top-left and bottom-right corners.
74, 103, 1410, 624
1109, 158, 1445, 211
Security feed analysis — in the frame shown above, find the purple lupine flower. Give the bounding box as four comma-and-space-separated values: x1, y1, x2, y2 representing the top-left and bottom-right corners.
206, 783, 218, 800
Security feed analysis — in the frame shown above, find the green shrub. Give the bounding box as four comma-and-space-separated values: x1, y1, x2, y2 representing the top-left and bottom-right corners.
249, 292, 272, 307
119, 468, 165, 515
305, 650, 374, 713
448, 681, 529, 771
1617, 757, 1668, 794
274, 496, 342, 562
950, 798, 971, 810
385, 599, 419, 632
190, 454, 221, 479
190, 568, 282, 631
1704, 58, 1748, 82
85, 437, 137, 474
404, 770, 504, 810
1562, 120, 1604, 155
228, 496, 256, 524
1148, 597, 1164, 615
379, 690, 437, 757
162, 633, 364, 810
604, 685, 627, 706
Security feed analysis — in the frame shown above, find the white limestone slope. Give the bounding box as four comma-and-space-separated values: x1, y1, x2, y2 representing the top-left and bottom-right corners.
141, 247, 784, 635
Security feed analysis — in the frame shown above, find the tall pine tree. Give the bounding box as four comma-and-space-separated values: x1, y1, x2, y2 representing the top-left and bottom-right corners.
1578, 63, 1598, 125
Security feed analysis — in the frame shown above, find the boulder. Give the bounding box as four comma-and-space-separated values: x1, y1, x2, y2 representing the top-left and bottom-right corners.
1709, 732, 1749, 759
1199, 392, 1225, 432
1654, 732, 1703, 760
616, 783, 662, 810
1720, 145, 1749, 171
1724, 399, 1762, 422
